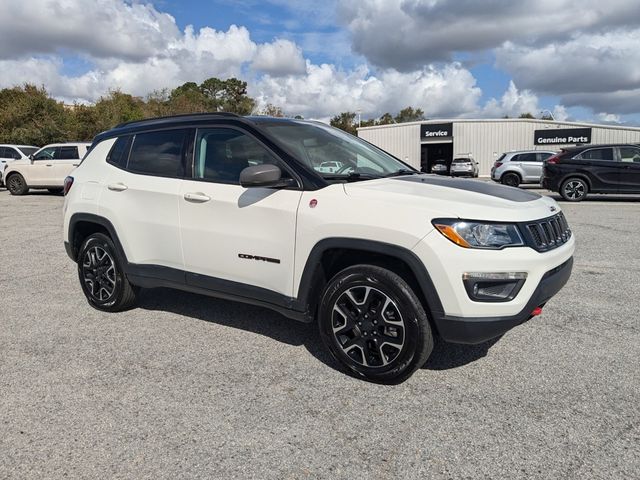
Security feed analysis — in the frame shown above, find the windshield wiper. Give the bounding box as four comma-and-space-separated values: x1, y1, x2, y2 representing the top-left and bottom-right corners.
322, 172, 383, 182
384, 169, 421, 177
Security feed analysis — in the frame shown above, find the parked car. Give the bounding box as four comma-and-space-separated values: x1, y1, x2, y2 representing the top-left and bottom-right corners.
491, 150, 556, 187
542, 144, 640, 202
3, 142, 90, 195
63, 113, 574, 383
450, 156, 479, 177
0, 144, 39, 186
316, 161, 343, 174
430, 160, 448, 175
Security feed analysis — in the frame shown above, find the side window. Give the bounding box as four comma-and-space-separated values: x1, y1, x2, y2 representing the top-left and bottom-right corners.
0, 147, 8, 158
106, 136, 132, 168
518, 153, 538, 162
578, 148, 615, 161
537, 152, 553, 162
619, 147, 640, 163
128, 129, 189, 177
57, 146, 79, 160
33, 147, 56, 160
194, 128, 291, 185
10, 148, 22, 159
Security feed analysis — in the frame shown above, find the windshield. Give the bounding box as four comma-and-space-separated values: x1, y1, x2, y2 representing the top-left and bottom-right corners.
18, 147, 38, 156
262, 122, 416, 180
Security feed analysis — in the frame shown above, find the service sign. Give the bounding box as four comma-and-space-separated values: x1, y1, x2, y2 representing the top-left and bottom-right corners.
421, 123, 453, 139
534, 128, 592, 145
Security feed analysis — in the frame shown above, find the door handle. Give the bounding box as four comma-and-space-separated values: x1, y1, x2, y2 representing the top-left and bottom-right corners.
184, 192, 211, 203
107, 183, 128, 192
72, 163, 79, 166
46, 164, 53, 167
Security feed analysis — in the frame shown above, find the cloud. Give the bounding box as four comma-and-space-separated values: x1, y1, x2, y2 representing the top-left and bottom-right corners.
252, 39, 306, 76
0, 0, 179, 61
481, 81, 541, 118
339, 0, 640, 71
252, 61, 484, 120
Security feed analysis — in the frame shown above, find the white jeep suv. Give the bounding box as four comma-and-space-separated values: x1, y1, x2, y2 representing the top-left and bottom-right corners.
4, 142, 90, 195
63, 114, 574, 383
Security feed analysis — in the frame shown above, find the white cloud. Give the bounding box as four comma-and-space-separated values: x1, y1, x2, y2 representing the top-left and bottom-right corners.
252, 62, 483, 120
0, 0, 179, 60
481, 81, 540, 118
253, 39, 306, 76
597, 112, 621, 123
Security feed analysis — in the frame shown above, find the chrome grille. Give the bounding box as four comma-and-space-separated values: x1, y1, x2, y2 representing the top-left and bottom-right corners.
526, 212, 571, 251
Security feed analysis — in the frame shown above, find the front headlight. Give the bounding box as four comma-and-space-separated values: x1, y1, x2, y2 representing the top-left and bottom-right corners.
432, 219, 524, 249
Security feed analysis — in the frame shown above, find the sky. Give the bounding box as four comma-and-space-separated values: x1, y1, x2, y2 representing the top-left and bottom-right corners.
1, 0, 639, 124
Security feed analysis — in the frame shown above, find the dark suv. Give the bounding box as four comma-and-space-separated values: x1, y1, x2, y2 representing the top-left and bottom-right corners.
542, 144, 640, 201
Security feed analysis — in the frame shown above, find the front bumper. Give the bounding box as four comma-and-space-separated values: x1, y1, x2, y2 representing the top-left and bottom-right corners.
433, 257, 573, 343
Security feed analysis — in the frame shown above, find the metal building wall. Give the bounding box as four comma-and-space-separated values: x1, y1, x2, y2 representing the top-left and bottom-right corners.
358, 123, 421, 169
358, 119, 640, 176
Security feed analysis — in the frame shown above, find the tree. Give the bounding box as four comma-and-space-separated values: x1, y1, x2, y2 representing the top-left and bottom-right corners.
199, 77, 255, 114
519, 112, 535, 119
395, 107, 424, 123
257, 103, 285, 117
0, 84, 70, 145
377, 112, 396, 125
540, 112, 554, 121
330, 112, 357, 135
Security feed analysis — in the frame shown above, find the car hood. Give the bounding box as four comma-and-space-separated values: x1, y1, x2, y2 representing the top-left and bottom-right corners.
344, 175, 560, 222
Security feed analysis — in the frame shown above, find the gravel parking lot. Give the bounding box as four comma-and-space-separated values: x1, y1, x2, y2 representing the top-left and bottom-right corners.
1, 188, 638, 479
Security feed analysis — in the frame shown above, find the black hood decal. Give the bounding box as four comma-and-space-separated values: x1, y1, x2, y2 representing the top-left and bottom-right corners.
395, 175, 541, 202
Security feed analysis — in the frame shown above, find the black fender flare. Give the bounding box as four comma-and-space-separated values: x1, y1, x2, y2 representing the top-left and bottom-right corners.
67, 213, 129, 264
294, 237, 444, 321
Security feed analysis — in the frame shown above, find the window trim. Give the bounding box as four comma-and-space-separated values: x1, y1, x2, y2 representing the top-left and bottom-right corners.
573, 147, 617, 162
123, 127, 194, 179
187, 125, 303, 190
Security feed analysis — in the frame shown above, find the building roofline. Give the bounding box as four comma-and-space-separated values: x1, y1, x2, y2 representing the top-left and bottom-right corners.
356, 118, 640, 133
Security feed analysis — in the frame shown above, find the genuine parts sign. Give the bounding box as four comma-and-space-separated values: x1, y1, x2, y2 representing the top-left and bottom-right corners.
534, 128, 591, 145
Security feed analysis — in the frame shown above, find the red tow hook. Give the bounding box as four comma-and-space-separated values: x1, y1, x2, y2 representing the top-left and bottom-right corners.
531, 307, 543, 317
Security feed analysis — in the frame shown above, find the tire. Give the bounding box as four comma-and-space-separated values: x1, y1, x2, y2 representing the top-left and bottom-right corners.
48, 188, 63, 194
501, 172, 520, 188
6, 173, 28, 195
77, 233, 138, 312
318, 265, 433, 384
560, 177, 589, 202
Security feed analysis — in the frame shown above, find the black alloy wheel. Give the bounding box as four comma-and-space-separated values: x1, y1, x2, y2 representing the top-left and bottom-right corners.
501, 172, 520, 188
318, 265, 433, 384
77, 233, 138, 311
560, 178, 588, 202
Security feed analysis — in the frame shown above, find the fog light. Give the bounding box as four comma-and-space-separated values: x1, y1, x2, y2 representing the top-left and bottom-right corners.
463, 272, 527, 302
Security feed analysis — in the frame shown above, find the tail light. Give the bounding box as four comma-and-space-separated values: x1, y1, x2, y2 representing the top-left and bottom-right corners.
63, 176, 74, 195
546, 154, 562, 165
494, 162, 503, 167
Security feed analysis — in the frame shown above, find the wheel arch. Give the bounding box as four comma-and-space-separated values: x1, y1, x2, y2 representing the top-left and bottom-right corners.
295, 238, 444, 329
500, 169, 522, 182
67, 213, 128, 264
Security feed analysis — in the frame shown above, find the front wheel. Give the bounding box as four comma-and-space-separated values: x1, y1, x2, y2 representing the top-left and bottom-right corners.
318, 265, 433, 384
560, 177, 588, 202
77, 233, 138, 312
6, 173, 28, 195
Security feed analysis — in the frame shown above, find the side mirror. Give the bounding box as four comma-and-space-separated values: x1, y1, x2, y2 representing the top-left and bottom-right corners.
240, 164, 292, 188
29, 154, 34, 161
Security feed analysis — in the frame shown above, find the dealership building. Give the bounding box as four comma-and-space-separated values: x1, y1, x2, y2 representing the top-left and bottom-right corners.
357, 118, 640, 176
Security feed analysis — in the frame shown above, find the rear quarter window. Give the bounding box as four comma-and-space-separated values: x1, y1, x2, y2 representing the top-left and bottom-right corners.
127, 129, 189, 177
106, 136, 133, 168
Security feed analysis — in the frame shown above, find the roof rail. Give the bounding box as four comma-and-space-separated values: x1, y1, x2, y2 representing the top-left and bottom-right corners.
115, 112, 241, 129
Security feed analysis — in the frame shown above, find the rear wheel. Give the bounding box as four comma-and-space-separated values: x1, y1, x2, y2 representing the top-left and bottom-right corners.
501, 172, 520, 187
560, 177, 588, 202
6, 173, 28, 195
77, 233, 138, 312
318, 265, 433, 384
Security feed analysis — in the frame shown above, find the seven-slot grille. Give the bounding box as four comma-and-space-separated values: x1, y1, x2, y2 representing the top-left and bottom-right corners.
525, 212, 571, 251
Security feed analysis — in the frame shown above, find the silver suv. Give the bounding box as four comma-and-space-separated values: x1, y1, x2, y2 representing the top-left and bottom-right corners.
491, 150, 556, 187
